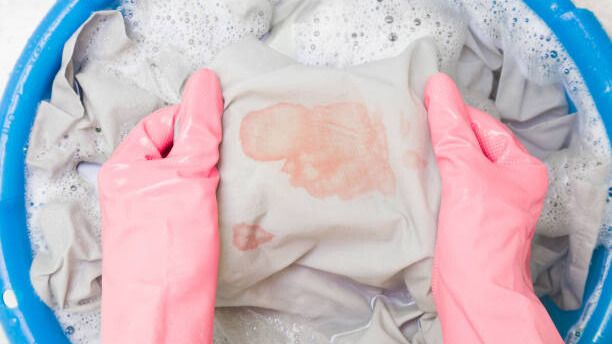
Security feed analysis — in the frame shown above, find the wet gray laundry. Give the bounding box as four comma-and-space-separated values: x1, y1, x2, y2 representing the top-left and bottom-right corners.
454, 28, 574, 160
27, 12, 169, 311
209, 37, 442, 343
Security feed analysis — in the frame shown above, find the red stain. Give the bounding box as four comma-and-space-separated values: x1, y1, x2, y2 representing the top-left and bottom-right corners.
240, 102, 395, 200
403, 150, 427, 169
400, 115, 412, 137
232, 223, 274, 251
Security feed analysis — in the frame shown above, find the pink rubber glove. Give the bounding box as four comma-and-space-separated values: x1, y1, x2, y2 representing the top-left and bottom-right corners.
99, 69, 223, 343
425, 73, 563, 344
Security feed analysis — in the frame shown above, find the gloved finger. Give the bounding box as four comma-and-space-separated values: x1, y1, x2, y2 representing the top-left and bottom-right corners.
467, 106, 538, 166
424, 73, 481, 160
168, 68, 224, 161
108, 105, 180, 163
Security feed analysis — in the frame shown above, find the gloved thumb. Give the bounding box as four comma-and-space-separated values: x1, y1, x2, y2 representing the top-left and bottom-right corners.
107, 105, 180, 163
168, 68, 224, 162
424, 73, 481, 162
467, 106, 540, 166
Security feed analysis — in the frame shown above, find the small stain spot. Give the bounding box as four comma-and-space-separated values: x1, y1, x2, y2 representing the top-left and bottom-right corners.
233, 224, 274, 251
403, 150, 427, 170
400, 117, 411, 137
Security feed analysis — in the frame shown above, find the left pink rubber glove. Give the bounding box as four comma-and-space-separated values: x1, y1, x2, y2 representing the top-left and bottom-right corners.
425, 73, 563, 344
99, 68, 223, 344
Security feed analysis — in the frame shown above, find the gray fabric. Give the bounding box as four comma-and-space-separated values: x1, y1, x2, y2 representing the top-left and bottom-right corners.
27, 11, 169, 311
210, 37, 441, 343
455, 28, 574, 160
530, 138, 609, 308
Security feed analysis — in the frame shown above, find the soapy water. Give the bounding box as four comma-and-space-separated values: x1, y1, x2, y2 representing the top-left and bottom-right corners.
564, 187, 612, 343
280, 0, 467, 71
24, 0, 611, 343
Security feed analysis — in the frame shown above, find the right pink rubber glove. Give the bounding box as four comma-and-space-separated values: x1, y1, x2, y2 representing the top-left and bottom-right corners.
99, 69, 223, 343
425, 73, 563, 343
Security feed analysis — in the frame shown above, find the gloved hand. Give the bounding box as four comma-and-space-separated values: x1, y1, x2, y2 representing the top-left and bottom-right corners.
99, 68, 223, 343
425, 73, 563, 343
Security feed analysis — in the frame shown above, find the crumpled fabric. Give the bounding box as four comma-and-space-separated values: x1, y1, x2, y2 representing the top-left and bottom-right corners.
209, 37, 442, 344
99, 68, 222, 344
530, 139, 609, 308
425, 73, 563, 344
455, 28, 573, 160
27, 11, 168, 311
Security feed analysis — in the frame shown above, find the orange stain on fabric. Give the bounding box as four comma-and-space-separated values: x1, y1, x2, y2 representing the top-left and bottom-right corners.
400, 115, 412, 137
403, 150, 427, 169
232, 224, 274, 251
400, 115, 427, 170
240, 102, 395, 200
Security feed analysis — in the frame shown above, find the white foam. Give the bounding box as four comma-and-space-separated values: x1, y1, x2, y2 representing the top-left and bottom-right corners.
120, 0, 272, 68
281, 0, 467, 71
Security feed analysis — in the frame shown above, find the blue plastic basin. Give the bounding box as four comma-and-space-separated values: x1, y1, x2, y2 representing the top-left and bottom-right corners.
0, 0, 610, 342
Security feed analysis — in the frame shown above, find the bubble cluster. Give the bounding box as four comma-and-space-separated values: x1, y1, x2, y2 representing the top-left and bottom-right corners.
288, 0, 466, 70
119, 0, 272, 70
213, 308, 329, 344
55, 308, 101, 344
537, 145, 608, 235
27, 130, 104, 257
79, 0, 273, 104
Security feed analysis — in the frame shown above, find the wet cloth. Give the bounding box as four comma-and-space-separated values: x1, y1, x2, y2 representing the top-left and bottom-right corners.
209, 37, 441, 343
455, 28, 573, 160
27, 11, 168, 311
425, 73, 562, 343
